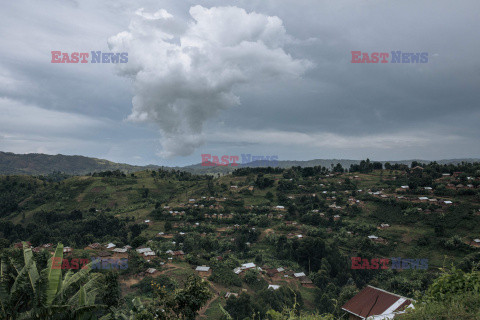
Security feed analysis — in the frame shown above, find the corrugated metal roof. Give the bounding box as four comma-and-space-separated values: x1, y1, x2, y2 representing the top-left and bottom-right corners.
342, 286, 413, 319
382, 298, 407, 314
195, 266, 210, 272
241, 262, 256, 269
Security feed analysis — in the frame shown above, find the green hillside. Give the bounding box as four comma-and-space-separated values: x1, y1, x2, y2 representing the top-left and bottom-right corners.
1, 162, 480, 319
0, 151, 161, 175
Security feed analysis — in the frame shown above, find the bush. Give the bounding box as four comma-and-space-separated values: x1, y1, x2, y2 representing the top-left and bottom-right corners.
401, 268, 480, 319
401, 292, 480, 320
131, 275, 177, 297
208, 266, 242, 287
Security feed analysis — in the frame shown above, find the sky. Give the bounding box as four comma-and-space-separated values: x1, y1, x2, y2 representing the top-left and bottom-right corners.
1, 0, 479, 166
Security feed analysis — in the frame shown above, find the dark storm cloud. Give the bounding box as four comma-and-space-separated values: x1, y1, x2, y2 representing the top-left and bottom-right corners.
218, 0, 480, 137
0, 0, 479, 164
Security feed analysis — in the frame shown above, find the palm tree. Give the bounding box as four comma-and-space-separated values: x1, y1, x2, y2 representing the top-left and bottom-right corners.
0, 242, 106, 319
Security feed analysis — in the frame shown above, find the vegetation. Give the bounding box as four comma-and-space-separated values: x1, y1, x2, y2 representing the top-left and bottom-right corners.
0, 243, 105, 319
0, 158, 480, 319
402, 268, 480, 320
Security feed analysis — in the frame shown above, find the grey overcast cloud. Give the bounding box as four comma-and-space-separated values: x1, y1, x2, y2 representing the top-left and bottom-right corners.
1, 0, 479, 166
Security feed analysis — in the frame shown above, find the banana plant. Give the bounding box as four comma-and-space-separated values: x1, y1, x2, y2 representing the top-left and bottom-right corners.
0, 242, 106, 319
99, 298, 145, 320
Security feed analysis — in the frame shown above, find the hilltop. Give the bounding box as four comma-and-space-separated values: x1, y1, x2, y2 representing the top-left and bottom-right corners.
0, 151, 161, 175
1, 151, 479, 176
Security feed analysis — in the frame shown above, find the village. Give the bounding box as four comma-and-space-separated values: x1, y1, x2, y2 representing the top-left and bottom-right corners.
7, 162, 480, 319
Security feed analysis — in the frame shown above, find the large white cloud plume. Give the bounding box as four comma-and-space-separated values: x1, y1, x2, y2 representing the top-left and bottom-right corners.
108, 5, 312, 157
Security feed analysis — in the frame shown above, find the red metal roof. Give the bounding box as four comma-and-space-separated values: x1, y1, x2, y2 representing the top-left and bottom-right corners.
341, 286, 412, 319
14, 241, 32, 248
266, 268, 279, 276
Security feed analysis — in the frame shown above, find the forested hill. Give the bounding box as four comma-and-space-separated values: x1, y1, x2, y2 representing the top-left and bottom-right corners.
1, 151, 479, 176
0, 151, 160, 175
182, 158, 480, 174
1, 163, 480, 319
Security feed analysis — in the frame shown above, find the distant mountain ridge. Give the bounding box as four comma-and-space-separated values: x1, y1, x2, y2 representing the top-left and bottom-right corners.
0, 151, 479, 176
182, 158, 480, 174
0, 152, 160, 175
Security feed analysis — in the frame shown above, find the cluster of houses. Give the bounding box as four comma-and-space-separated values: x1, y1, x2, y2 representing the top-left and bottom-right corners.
233, 262, 261, 275
267, 268, 315, 288
84, 242, 132, 258
15, 242, 73, 255
15, 240, 192, 267
369, 189, 455, 206
203, 213, 234, 219
228, 262, 315, 289
136, 247, 156, 260
230, 185, 254, 192
15, 242, 132, 258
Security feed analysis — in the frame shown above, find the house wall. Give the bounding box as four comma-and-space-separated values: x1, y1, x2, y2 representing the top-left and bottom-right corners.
112, 252, 128, 259
196, 270, 212, 277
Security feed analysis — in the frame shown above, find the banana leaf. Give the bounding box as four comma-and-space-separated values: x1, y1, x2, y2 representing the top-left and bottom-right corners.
46, 243, 64, 305
22, 242, 39, 294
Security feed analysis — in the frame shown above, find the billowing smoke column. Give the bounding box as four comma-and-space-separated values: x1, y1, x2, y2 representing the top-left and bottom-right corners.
109, 6, 311, 157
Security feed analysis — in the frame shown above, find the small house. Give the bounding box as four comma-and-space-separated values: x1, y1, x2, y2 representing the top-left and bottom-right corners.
342, 285, 414, 320
470, 239, 480, 248
195, 265, 212, 277
146, 268, 157, 275
84, 243, 102, 251
300, 277, 315, 288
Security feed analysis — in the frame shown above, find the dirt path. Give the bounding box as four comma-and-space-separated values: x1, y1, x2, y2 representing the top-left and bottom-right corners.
198, 294, 219, 319
197, 281, 222, 319
158, 264, 180, 274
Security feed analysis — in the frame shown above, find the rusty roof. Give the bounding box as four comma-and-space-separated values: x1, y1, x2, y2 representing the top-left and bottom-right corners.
341, 285, 413, 319
266, 268, 279, 276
